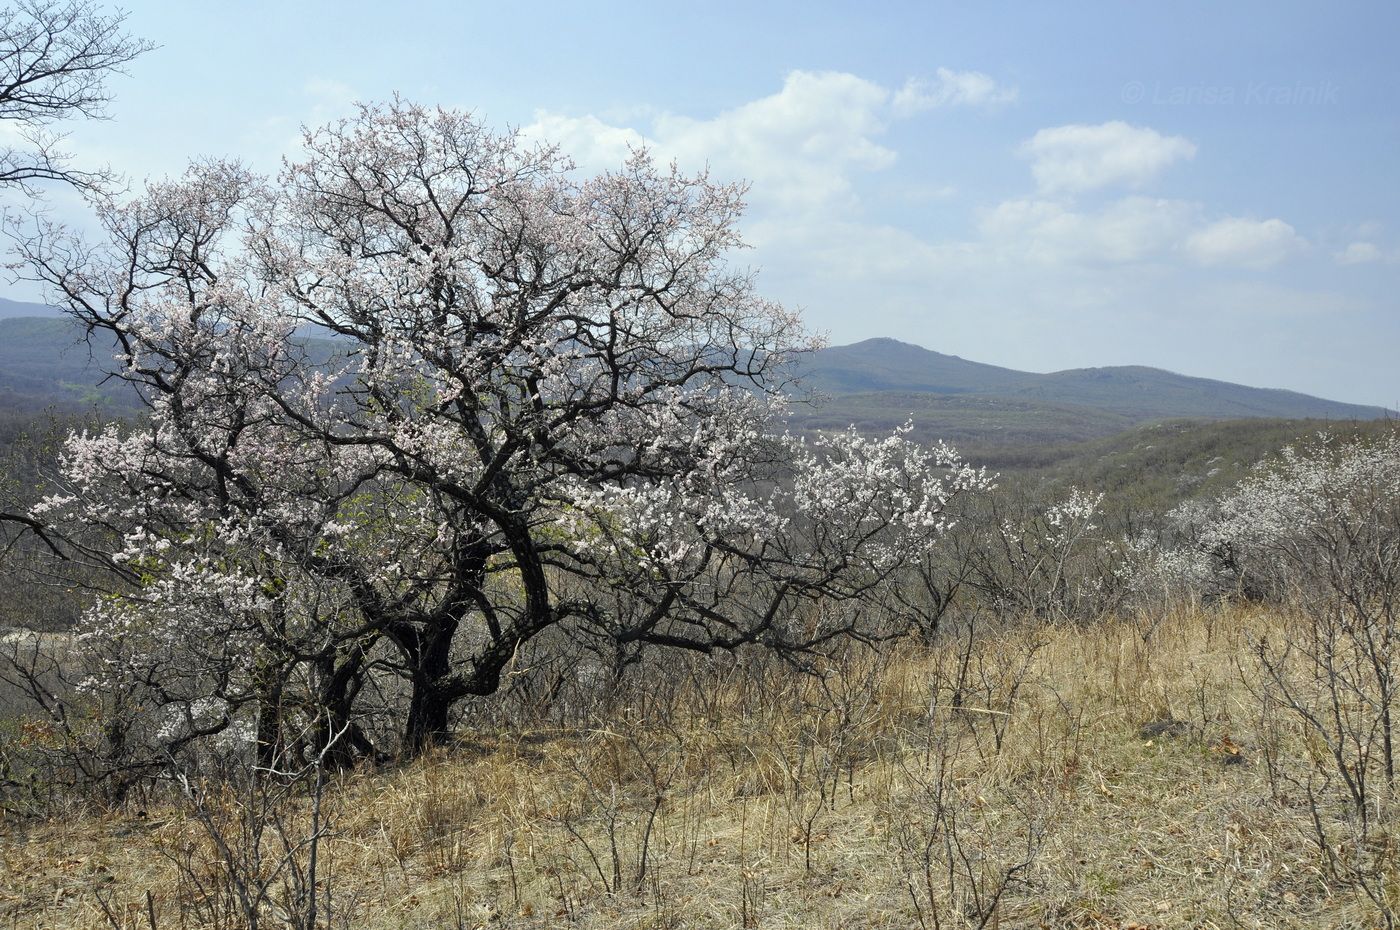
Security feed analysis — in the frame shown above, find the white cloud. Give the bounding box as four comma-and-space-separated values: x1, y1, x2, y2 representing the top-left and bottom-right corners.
978, 196, 1198, 264
525, 71, 895, 211
523, 68, 1015, 213
1337, 241, 1383, 264
971, 197, 1316, 273
1185, 217, 1306, 268
522, 112, 647, 171
1335, 241, 1398, 265
1020, 121, 1197, 194
516, 75, 1339, 383
892, 68, 1017, 114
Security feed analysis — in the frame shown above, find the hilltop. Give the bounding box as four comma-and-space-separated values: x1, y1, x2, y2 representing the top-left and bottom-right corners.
0, 297, 62, 321
791, 337, 1391, 447
0, 317, 1390, 451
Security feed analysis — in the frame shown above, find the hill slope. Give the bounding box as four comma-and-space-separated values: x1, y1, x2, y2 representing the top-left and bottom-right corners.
791, 338, 1390, 446
0, 297, 62, 320
792, 337, 1034, 395
0, 317, 136, 412
1, 317, 1390, 447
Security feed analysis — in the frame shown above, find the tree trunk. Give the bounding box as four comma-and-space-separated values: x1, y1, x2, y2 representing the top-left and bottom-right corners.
254, 663, 285, 770
404, 685, 454, 755
402, 614, 460, 755
311, 644, 375, 770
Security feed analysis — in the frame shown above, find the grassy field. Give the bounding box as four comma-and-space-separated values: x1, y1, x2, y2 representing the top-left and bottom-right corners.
3, 605, 1392, 929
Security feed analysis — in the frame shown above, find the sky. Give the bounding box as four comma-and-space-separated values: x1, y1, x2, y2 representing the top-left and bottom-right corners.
7, 0, 1400, 406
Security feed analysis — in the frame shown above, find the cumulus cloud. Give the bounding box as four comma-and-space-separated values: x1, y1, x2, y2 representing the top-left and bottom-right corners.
522, 68, 1012, 212
892, 68, 1017, 114
1184, 217, 1306, 268
1335, 241, 1397, 265
1020, 121, 1197, 194
521, 112, 647, 171
969, 197, 1318, 272
525, 71, 894, 211
978, 196, 1199, 265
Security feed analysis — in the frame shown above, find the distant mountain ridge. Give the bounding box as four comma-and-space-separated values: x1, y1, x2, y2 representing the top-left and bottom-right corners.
0, 316, 1390, 446
0, 316, 136, 412
0, 297, 63, 320
794, 337, 1031, 395
792, 337, 1390, 445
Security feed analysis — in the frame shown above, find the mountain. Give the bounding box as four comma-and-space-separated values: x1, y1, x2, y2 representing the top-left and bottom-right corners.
0, 316, 137, 412
1009, 364, 1384, 420
0, 297, 62, 320
0, 317, 1390, 449
0, 316, 353, 415
790, 337, 1391, 451
792, 337, 1034, 395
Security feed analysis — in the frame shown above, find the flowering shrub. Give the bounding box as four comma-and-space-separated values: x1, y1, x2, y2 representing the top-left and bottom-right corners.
1142, 433, 1400, 604
953, 485, 1129, 622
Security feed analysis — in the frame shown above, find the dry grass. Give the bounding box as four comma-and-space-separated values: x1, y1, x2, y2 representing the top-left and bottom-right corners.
1, 606, 1392, 929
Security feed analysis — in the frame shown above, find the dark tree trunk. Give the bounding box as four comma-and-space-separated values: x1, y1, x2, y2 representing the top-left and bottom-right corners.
310, 642, 375, 770
404, 685, 454, 755
402, 614, 460, 755
254, 664, 285, 769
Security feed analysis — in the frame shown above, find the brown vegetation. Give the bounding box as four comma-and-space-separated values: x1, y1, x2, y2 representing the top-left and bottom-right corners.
4, 605, 1395, 929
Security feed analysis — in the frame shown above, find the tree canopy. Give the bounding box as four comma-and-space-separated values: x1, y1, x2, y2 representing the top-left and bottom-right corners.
8, 101, 988, 764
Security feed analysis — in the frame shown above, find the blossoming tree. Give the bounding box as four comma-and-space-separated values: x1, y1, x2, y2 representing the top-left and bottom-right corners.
8, 101, 989, 764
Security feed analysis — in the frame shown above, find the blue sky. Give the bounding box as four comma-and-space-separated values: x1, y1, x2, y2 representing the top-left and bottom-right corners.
11, 0, 1400, 405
